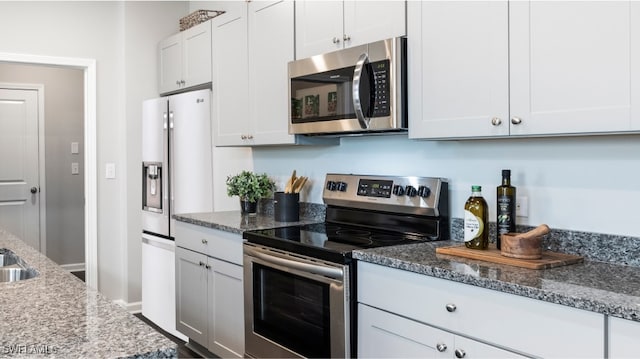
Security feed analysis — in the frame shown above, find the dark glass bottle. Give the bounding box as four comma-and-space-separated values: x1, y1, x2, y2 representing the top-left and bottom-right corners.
464, 185, 488, 249
496, 169, 516, 249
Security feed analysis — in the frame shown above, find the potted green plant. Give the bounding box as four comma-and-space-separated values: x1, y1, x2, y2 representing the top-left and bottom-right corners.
226, 170, 275, 214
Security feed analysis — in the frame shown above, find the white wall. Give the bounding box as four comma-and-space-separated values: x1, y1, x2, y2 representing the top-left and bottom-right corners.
0, 1, 188, 303
254, 133, 640, 237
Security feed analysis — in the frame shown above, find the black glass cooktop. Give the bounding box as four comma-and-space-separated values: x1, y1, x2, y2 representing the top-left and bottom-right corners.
243, 222, 429, 264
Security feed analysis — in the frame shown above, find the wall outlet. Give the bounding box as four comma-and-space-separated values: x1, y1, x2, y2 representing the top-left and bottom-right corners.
71, 162, 79, 175
106, 163, 116, 179
516, 196, 529, 217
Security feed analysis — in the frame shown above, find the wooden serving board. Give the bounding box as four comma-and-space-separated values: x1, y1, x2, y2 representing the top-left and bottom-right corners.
435, 245, 583, 270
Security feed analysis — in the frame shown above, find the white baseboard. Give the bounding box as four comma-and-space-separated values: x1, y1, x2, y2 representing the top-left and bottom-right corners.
60, 263, 85, 272
113, 299, 142, 314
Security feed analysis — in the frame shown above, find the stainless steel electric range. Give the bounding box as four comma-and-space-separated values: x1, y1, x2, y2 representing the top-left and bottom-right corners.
243, 173, 449, 359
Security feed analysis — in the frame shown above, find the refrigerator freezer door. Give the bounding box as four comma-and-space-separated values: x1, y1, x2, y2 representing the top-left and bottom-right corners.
141, 233, 188, 341
142, 98, 170, 237
169, 89, 214, 238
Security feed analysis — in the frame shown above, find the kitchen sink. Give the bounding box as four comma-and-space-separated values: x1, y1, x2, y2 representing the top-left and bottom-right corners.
0, 248, 38, 282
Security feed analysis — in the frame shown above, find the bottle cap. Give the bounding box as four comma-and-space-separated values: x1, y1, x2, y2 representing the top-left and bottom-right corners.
502, 169, 511, 177
471, 185, 481, 191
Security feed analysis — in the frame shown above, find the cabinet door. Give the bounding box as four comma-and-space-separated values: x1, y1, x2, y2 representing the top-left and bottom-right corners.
158, 32, 182, 94
208, 258, 244, 358
211, 3, 250, 146
248, 0, 297, 145
182, 21, 212, 89
510, 1, 633, 135
608, 316, 640, 358
295, 0, 344, 58
358, 304, 451, 358
407, 1, 509, 139
175, 247, 208, 345
453, 336, 529, 359
343, 1, 406, 48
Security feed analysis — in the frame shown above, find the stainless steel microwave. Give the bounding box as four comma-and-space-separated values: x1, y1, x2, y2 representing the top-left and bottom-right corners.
288, 37, 407, 136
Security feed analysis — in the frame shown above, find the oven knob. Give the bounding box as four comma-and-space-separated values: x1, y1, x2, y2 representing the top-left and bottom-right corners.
326, 181, 337, 191
392, 185, 405, 196
405, 185, 417, 197
418, 186, 431, 198
336, 182, 347, 192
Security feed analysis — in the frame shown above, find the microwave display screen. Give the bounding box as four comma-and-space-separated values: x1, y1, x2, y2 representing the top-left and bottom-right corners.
290, 60, 390, 124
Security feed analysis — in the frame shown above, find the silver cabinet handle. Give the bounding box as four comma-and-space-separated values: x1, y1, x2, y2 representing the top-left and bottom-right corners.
205, 264, 211, 270
240, 135, 247, 140
455, 349, 466, 358
175, 80, 180, 86
445, 303, 457, 312
511, 116, 522, 125
332, 37, 341, 44
343, 34, 351, 41
198, 261, 205, 266
30, 187, 38, 194
247, 134, 254, 140
491, 117, 502, 126
180, 80, 186, 86
436, 343, 447, 352
201, 239, 208, 244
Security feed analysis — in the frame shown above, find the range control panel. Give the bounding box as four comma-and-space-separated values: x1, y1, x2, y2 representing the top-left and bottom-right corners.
323, 174, 448, 217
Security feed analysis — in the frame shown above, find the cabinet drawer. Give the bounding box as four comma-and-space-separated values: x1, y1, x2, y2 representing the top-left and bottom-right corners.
175, 222, 243, 265
357, 261, 605, 358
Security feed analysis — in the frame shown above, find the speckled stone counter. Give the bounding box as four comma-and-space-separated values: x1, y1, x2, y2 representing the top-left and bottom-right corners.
0, 229, 176, 358
173, 202, 326, 234
353, 240, 640, 322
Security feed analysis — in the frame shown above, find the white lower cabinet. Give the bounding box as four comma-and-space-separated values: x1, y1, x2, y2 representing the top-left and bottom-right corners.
357, 261, 605, 358
359, 304, 525, 359
608, 316, 640, 358
175, 222, 244, 358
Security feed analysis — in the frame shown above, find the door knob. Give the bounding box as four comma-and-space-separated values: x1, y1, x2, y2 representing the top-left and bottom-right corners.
30, 187, 38, 194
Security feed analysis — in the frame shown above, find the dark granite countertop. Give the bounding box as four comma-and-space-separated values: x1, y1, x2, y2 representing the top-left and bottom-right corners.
174, 208, 640, 323
0, 229, 177, 358
353, 240, 640, 322
173, 203, 326, 234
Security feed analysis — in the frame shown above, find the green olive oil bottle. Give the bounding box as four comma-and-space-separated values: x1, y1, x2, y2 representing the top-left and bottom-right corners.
464, 185, 488, 249
496, 169, 516, 249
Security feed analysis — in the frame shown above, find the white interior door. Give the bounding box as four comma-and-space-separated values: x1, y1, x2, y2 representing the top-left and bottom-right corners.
0, 88, 40, 250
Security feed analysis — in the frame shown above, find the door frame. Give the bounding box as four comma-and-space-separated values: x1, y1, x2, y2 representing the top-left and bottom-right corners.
0, 52, 98, 290
0, 83, 47, 254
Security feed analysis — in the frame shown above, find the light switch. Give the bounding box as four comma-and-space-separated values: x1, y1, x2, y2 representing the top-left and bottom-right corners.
71, 142, 79, 154
106, 163, 116, 179
71, 162, 79, 175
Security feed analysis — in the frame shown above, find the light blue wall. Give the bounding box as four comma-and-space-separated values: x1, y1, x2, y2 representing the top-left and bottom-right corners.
253, 133, 640, 237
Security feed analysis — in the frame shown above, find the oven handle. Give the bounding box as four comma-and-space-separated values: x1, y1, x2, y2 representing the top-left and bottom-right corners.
244, 245, 344, 280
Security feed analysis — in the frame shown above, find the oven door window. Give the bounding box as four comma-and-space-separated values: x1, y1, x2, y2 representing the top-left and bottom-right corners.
252, 263, 330, 358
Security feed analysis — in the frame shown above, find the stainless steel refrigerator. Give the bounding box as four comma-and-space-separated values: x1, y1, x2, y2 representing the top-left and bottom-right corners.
141, 88, 213, 340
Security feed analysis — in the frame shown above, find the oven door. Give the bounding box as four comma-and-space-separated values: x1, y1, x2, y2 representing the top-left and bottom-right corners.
243, 243, 349, 359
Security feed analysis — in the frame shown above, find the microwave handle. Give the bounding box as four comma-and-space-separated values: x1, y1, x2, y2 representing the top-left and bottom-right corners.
352, 53, 370, 129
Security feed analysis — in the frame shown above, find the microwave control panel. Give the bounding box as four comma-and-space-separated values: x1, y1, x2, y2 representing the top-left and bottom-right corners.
370, 60, 391, 117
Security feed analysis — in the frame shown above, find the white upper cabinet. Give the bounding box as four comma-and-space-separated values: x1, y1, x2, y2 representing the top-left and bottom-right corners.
159, 21, 212, 95
408, 1, 509, 139
510, 1, 633, 136
409, 1, 639, 139
211, 1, 249, 146
295, 0, 406, 59
248, 0, 297, 145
